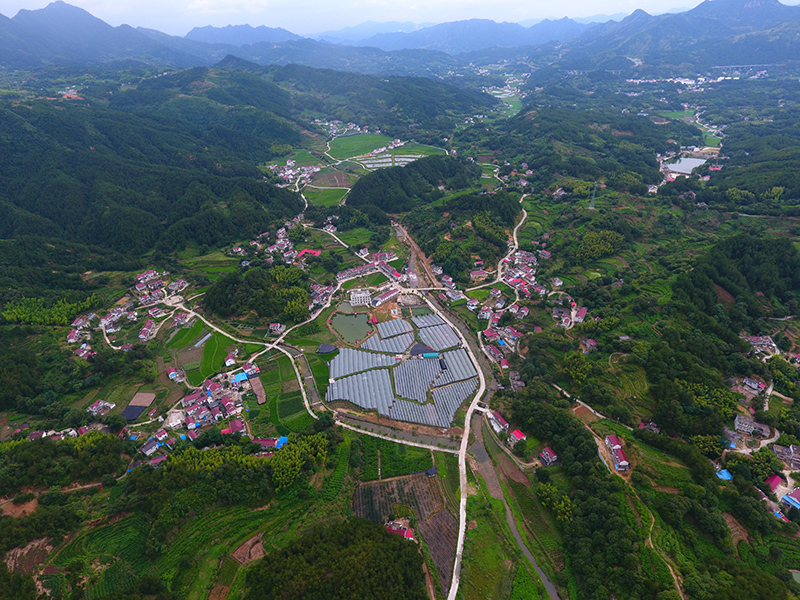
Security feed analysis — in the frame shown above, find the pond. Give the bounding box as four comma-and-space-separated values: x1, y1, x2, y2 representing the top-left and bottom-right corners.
667, 157, 706, 174
331, 312, 372, 345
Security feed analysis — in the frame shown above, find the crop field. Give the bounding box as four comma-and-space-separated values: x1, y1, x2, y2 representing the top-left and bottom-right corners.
322, 438, 351, 501
336, 227, 373, 247
609, 363, 649, 399
284, 411, 314, 433
268, 394, 290, 436
278, 391, 305, 418
306, 354, 331, 397
199, 333, 235, 380
342, 272, 388, 289
166, 320, 203, 350
352, 473, 456, 593
359, 436, 433, 481
436, 452, 460, 514
303, 186, 348, 207
419, 508, 458, 595
328, 134, 394, 159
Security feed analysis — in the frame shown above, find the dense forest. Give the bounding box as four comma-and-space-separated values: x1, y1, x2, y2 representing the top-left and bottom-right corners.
244, 518, 428, 600
403, 190, 522, 282
203, 265, 311, 323
347, 155, 480, 212
0, 101, 304, 253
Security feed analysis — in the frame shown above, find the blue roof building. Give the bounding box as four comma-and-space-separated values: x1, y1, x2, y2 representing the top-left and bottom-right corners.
781, 489, 800, 510
277, 436, 289, 449
234, 372, 249, 384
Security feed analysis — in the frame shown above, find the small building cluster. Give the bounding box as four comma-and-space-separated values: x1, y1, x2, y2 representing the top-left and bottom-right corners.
605, 435, 629, 471
86, 399, 116, 416
734, 414, 771, 437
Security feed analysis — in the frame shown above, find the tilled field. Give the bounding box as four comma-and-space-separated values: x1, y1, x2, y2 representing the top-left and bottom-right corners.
353, 474, 457, 595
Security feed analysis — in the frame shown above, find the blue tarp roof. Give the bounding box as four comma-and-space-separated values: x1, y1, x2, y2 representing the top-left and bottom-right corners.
179, 434, 186, 440
716, 469, 733, 480
277, 436, 289, 449
782, 493, 800, 510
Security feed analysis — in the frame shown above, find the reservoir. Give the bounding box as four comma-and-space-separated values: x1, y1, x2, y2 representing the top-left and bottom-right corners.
666, 157, 706, 174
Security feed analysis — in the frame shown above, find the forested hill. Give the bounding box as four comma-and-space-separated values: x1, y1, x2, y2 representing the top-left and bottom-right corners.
223, 59, 498, 139
346, 155, 480, 212
0, 100, 303, 254
0, 62, 496, 255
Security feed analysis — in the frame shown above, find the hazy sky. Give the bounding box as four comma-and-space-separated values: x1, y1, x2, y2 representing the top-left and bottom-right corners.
0, 0, 714, 35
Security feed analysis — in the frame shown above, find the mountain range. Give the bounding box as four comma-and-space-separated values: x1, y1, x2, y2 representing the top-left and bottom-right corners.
2, 0, 800, 73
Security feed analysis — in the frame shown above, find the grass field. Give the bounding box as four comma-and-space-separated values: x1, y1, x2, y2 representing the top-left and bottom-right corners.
461, 488, 517, 600
166, 319, 202, 350
328, 134, 394, 160
337, 227, 373, 247
304, 187, 348, 207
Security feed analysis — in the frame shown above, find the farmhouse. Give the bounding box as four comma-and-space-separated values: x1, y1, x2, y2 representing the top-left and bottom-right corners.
141, 439, 159, 457
87, 399, 115, 416
372, 288, 400, 307
509, 430, 527, 445
734, 415, 770, 437
605, 435, 629, 471
489, 411, 509, 434
539, 447, 558, 466
781, 489, 800, 511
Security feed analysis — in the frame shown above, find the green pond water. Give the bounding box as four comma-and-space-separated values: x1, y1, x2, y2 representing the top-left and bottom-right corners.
331, 312, 372, 345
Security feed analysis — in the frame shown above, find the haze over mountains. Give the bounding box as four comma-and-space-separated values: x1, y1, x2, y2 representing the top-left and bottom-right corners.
2, 0, 800, 73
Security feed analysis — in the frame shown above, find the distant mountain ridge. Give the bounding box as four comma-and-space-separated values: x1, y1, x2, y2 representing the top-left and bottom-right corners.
355, 18, 592, 54
3, 0, 800, 72
185, 24, 300, 46
561, 0, 800, 68
0, 1, 198, 67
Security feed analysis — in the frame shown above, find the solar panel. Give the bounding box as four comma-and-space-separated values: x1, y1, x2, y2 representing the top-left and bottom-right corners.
362, 332, 414, 354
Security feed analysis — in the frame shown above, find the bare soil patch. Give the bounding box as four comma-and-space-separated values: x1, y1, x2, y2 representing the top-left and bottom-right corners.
5, 538, 52, 573
311, 169, 352, 188
656, 486, 681, 494
572, 404, 600, 424
281, 378, 300, 393
208, 584, 229, 600
1, 497, 38, 518
723, 512, 750, 548
232, 534, 265, 565
468, 520, 477, 530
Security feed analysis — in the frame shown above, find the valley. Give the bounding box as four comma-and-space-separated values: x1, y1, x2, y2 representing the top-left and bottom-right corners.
5, 1, 800, 600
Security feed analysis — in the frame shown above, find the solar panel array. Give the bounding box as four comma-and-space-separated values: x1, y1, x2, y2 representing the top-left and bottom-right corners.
432, 379, 479, 426
325, 369, 395, 415
376, 319, 413, 338
326, 316, 480, 428
418, 324, 461, 351
389, 398, 439, 426
329, 348, 396, 379
394, 359, 441, 402
361, 332, 414, 354
436, 349, 478, 385
411, 314, 445, 328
